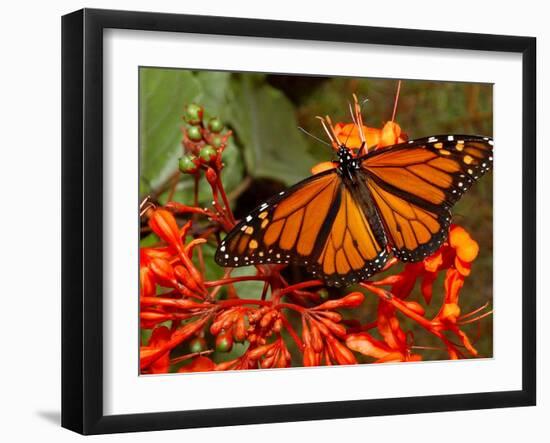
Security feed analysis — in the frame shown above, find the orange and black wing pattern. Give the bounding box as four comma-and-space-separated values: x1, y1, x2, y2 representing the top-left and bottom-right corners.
215, 169, 389, 286
362, 134, 493, 262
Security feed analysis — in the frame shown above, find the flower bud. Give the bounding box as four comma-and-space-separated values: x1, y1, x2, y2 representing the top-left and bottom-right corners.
211, 135, 223, 148
208, 117, 223, 133
327, 336, 357, 365
205, 167, 218, 185
184, 103, 203, 125
346, 333, 390, 359
403, 300, 425, 316
247, 344, 271, 360
215, 330, 233, 352
310, 322, 324, 353
140, 267, 156, 297
187, 125, 203, 141
148, 208, 182, 247
173, 265, 202, 293
189, 336, 207, 354
199, 145, 217, 163
179, 155, 199, 174
234, 315, 247, 342
303, 347, 316, 367
312, 291, 364, 311
149, 258, 178, 288
317, 317, 347, 338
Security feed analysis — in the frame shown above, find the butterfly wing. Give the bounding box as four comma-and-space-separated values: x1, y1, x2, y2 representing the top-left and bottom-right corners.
362, 134, 493, 262
312, 179, 389, 286
215, 170, 341, 268
215, 169, 388, 286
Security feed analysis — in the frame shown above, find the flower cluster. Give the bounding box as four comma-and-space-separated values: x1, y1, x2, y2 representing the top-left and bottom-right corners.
139, 103, 492, 374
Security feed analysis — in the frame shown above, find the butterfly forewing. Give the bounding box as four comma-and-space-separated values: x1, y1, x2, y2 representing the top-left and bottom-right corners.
215, 170, 340, 268
362, 134, 493, 262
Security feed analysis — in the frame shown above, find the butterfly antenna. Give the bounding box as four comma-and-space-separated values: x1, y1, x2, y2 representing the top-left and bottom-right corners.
316, 116, 339, 149
391, 80, 402, 122
352, 93, 368, 155
297, 126, 332, 148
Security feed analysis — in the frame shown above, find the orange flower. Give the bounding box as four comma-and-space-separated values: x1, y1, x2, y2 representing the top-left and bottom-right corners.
346, 332, 392, 360
178, 356, 216, 373
449, 224, 479, 276
333, 121, 407, 151
144, 326, 172, 374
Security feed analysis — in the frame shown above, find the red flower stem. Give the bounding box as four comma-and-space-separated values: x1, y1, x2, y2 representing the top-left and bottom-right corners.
204, 275, 271, 288
140, 296, 211, 310
280, 315, 304, 350
277, 280, 324, 297
166, 202, 212, 217
218, 298, 272, 308
216, 175, 236, 224
276, 302, 307, 314
362, 283, 434, 330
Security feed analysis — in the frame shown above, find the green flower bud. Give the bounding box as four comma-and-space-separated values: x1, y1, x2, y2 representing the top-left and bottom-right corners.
215, 331, 233, 353
185, 103, 203, 125
178, 155, 198, 174
199, 145, 217, 162
211, 135, 224, 148
318, 289, 329, 301
208, 117, 223, 133
187, 125, 202, 141
189, 337, 207, 354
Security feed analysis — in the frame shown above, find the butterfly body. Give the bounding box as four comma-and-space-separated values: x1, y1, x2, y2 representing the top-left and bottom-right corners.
215, 135, 493, 287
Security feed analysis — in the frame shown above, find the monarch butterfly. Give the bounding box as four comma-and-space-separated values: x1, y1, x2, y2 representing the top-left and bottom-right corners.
215, 112, 493, 287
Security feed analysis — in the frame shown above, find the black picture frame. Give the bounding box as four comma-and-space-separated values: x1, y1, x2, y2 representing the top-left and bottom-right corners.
62, 8, 537, 435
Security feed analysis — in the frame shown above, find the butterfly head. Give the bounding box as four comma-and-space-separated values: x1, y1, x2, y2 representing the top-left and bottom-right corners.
337, 145, 360, 171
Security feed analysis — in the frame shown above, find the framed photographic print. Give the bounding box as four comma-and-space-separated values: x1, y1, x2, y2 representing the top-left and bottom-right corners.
61, 8, 536, 435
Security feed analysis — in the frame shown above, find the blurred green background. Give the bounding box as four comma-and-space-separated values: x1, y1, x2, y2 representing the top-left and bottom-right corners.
140, 67, 493, 363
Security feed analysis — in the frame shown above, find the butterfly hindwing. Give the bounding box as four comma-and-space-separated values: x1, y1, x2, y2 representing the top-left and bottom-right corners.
310, 182, 389, 287
362, 134, 493, 262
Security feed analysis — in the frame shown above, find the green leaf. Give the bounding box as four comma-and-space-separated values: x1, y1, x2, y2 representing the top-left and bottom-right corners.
226, 75, 318, 185
140, 233, 160, 247
140, 68, 202, 193
228, 266, 269, 300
